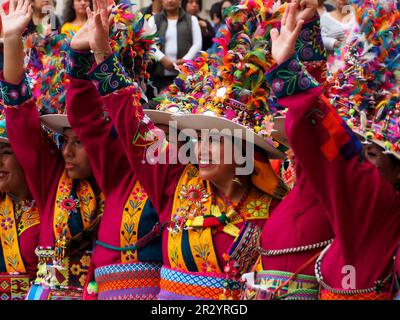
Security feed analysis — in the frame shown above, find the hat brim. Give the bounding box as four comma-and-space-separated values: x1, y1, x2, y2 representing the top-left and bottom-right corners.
171, 114, 285, 160
353, 129, 400, 160
40, 114, 71, 134
271, 116, 289, 148
0, 137, 9, 143
144, 110, 175, 126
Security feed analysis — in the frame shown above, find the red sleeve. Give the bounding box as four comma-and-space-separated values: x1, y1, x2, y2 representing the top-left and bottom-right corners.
66, 77, 132, 196
87, 54, 185, 216
2, 75, 63, 211
266, 55, 399, 251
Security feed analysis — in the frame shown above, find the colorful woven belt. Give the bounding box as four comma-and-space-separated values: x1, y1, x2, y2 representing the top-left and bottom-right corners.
158, 267, 243, 300
319, 289, 390, 300
0, 273, 32, 300
241, 270, 320, 300
26, 284, 82, 300
95, 262, 162, 300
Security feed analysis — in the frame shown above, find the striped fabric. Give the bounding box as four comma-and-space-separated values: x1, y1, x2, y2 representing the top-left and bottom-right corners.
241, 270, 319, 300
26, 284, 82, 300
95, 262, 162, 300
320, 289, 390, 300
158, 267, 242, 300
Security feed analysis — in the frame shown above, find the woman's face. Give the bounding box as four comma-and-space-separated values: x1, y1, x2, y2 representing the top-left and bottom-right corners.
162, 0, 181, 12
194, 132, 238, 184
185, 0, 200, 15
61, 129, 92, 180
32, 0, 54, 11
364, 143, 400, 185
335, 0, 348, 10
73, 0, 91, 16
0, 143, 28, 195
221, 0, 232, 20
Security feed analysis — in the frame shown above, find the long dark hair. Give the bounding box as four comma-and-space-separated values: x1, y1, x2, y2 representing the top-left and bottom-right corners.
62, 0, 93, 24
181, 0, 203, 13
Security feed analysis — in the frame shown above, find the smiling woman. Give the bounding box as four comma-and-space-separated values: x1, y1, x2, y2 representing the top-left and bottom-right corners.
0, 119, 40, 300
0, 0, 104, 300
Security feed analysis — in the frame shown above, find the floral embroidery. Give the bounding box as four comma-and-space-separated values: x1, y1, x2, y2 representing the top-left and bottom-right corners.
201, 261, 218, 273
66, 48, 95, 80
267, 55, 319, 98
59, 197, 79, 213
0, 196, 38, 273
295, 17, 327, 62
53, 170, 102, 263
120, 180, 149, 263
0, 76, 32, 107
1, 217, 14, 231
246, 200, 269, 217
88, 54, 133, 96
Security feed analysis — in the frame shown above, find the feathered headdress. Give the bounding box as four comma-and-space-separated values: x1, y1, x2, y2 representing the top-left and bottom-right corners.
328, 0, 400, 157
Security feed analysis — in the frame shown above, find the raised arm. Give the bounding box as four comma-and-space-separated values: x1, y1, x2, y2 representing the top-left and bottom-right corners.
66, 35, 132, 196
266, 2, 397, 247
83, 0, 185, 214
0, 0, 63, 209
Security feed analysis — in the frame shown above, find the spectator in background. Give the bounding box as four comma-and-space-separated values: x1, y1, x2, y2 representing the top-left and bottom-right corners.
61, 0, 92, 38
148, 0, 202, 94
317, 0, 334, 16
182, 0, 214, 50
209, 0, 221, 33
140, 0, 162, 18
320, 0, 355, 53
26, 0, 61, 35
207, 0, 232, 55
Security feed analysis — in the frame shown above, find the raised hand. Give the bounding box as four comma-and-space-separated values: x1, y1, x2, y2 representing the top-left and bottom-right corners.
270, 2, 304, 65
86, 0, 112, 63
296, 0, 318, 22
0, 0, 33, 38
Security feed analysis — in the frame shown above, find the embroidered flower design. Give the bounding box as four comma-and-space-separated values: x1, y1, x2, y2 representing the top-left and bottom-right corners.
9, 90, 19, 101
179, 184, 209, 208
70, 264, 82, 275
1, 217, 14, 230
247, 200, 269, 217
59, 197, 79, 213
272, 78, 285, 93
59, 180, 71, 194
201, 261, 218, 274
132, 187, 146, 201
80, 255, 91, 268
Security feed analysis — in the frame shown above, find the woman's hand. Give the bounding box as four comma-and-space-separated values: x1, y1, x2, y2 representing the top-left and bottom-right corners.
270, 2, 304, 65
70, 22, 90, 51
0, 0, 33, 38
296, 0, 319, 22
87, 0, 112, 64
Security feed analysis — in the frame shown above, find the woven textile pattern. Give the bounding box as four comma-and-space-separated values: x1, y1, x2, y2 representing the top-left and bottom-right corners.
95, 262, 162, 300
0, 274, 31, 300
158, 267, 242, 300
242, 270, 319, 300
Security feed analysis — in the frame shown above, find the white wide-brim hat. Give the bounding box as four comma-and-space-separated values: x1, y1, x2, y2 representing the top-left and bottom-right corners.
172, 113, 286, 160
40, 114, 70, 134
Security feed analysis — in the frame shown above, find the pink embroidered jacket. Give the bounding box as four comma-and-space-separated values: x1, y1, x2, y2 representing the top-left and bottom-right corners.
84, 54, 279, 271
66, 59, 162, 268
266, 54, 400, 291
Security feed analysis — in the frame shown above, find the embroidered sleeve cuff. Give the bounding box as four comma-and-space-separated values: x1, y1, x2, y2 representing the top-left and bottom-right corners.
88, 53, 133, 96
66, 47, 95, 80
266, 54, 320, 99
295, 15, 327, 62
0, 74, 32, 107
